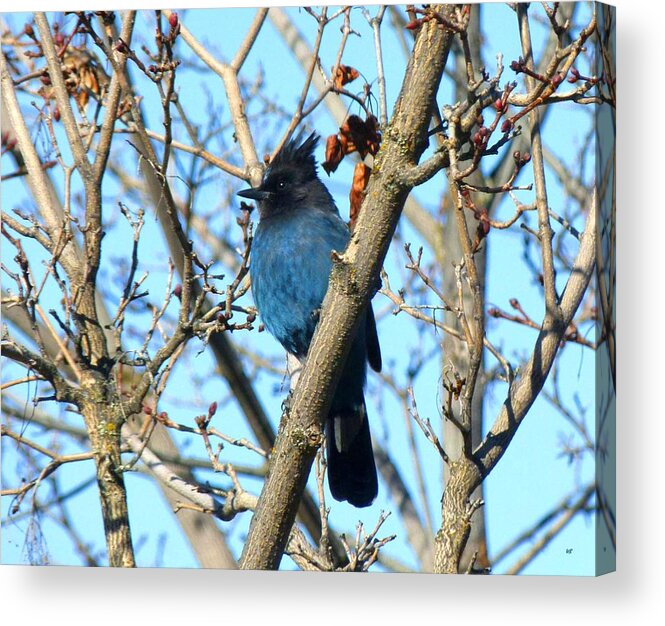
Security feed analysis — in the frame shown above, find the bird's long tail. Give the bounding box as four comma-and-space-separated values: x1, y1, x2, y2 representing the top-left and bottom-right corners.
325, 401, 378, 508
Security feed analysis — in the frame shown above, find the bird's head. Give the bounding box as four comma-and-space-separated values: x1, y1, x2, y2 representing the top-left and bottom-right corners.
237, 132, 330, 217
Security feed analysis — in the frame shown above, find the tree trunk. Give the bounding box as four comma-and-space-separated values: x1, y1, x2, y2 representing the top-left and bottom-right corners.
80, 375, 135, 568
441, 5, 489, 573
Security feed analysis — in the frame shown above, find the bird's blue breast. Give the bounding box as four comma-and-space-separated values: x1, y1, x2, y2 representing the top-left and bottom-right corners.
250, 207, 350, 358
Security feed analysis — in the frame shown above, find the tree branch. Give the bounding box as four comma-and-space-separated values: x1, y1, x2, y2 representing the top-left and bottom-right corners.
239, 5, 456, 571
34, 13, 92, 180
433, 189, 598, 573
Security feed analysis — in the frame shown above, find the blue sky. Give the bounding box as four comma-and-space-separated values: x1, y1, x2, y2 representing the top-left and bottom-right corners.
2, 3, 601, 574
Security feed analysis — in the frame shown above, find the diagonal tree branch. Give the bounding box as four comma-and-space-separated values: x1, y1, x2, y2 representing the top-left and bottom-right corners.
240, 5, 457, 571
1, 51, 81, 279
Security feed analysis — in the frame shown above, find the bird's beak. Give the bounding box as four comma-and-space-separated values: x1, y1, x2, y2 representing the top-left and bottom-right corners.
237, 187, 271, 201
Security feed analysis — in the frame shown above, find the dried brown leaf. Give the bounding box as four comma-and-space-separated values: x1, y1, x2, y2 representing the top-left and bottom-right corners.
322, 134, 344, 175
349, 162, 372, 231
333, 64, 360, 90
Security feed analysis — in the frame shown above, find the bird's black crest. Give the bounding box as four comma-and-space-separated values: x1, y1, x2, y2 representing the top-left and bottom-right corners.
267, 131, 319, 178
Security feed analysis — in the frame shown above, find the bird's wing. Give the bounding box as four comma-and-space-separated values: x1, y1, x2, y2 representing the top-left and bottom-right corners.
319, 211, 382, 372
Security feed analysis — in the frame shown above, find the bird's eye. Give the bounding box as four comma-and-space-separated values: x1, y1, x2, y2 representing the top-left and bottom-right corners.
277, 180, 287, 190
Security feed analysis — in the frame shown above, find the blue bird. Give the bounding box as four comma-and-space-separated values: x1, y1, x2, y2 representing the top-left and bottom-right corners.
238, 132, 381, 507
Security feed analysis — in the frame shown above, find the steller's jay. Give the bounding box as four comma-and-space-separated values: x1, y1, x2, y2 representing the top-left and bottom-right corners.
238, 132, 381, 507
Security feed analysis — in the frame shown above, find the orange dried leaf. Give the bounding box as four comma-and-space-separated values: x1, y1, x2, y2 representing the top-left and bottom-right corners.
322, 134, 344, 175
340, 115, 367, 157
338, 133, 352, 155
333, 64, 360, 90
345, 114, 366, 135
340, 114, 383, 159
339, 132, 356, 155
75, 88, 89, 107
349, 162, 372, 231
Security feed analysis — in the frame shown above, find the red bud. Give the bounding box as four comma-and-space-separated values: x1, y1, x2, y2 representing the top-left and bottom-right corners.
169, 12, 178, 28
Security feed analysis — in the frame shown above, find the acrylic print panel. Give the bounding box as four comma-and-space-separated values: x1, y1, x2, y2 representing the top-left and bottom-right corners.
1, 2, 615, 574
